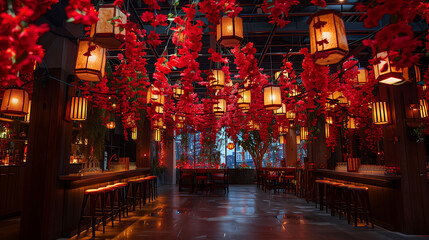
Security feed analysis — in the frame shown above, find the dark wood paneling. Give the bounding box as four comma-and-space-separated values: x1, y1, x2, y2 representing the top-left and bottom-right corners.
0, 166, 25, 218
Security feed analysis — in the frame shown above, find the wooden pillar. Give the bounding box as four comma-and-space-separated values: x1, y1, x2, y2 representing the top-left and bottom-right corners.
308, 119, 330, 168
136, 111, 151, 168
286, 130, 297, 167
164, 128, 176, 184
379, 83, 429, 234
19, 8, 80, 238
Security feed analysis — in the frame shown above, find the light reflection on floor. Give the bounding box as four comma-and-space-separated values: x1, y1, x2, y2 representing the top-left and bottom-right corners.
76, 185, 428, 240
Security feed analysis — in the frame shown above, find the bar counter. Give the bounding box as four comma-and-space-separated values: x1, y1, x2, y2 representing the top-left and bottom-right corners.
315, 169, 402, 232
59, 168, 150, 237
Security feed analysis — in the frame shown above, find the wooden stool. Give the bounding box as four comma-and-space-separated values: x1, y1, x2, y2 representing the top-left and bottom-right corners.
325, 182, 344, 216
78, 188, 106, 238
127, 178, 144, 210
348, 186, 374, 228
315, 180, 330, 210
336, 184, 354, 220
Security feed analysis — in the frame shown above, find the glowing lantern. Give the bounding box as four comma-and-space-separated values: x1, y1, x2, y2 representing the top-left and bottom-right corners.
286, 110, 296, 121
308, 10, 348, 65
263, 84, 282, 110
227, 142, 235, 150
275, 70, 288, 80
326, 116, 333, 124
330, 91, 348, 106
237, 88, 251, 108
147, 85, 164, 105
279, 135, 286, 144
373, 51, 405, 85
248, 120, 260, 130
24, 100, 31, 122
288, 85, 300, 97
69, 96, 88, 121
354, 68, 368, 86
152, 118, 164, 129
420, 99, 428, 118
1, 88, 29, 117
106, 121, 115, 129
90, 5, 127, 49
296, 135, 301, 145
173, 114, 186, 122
325, 123, 330, 138
74, 40, 106, 82
210, 70, 225, 90
300, 127, 308, 141
346, 117, 358, 129
279, 125, 288, 134
274, 103, 287, 116
175, 122, 184, 129
216, 16, 243, 47
173, 86, 184, 99
154, 129, 161, 142
213, 99, 226, 117
131, 127, 137, 140
372, 102, 390, 124
155, 105, 164, 114
241, 105, 250, 113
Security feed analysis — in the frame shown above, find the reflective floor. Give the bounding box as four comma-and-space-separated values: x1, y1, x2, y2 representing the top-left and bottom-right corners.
73, 185, 428, 240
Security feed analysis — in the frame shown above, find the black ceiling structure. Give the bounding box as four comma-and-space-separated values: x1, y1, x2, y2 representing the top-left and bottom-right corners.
107, 0, 428, 98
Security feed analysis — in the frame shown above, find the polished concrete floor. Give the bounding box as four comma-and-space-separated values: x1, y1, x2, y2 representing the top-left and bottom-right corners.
73, 184, 429, 240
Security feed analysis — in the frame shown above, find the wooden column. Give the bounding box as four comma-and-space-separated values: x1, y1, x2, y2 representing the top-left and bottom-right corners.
164, 128, 176, 184
286, 130, 297, 167
308, 119, 330, 168
380, 83, 429, 234
136, 111, 151, 168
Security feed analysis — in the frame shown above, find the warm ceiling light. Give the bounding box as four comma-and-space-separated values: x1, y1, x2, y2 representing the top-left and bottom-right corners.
147, 85, 164, 105
152, 118, 164, 129
372, 102, 390, 124
325, 123, 330, 138
279, 125, 288, 134
279, 135, 286, 144
173, 86, 184, 99
263, 84, 282, 110
286, 110, 296, 121
210, 70, 225, 90
131, 127, 137, 140
308, 10, 348, 65
300, 127, 308, 141
346, 117, 358, 129
354, 68, 368, 86
227, 142, 235, 150
237, 88, 251, 109
274, 103, 287, 116
106, 120, 115, 129
154, 128, 161, 142
373, 51, 406, 85
330, 91, 349, 106
74, 40, 106, 82
247, 120, 260, 130
213, 98, 226, 117
24, 100, 31, 123
1, 88, 29, 117
216, 16, 243, 47
90, 5, 127, 49
296, 135, 301, 145
326, 116, 333, 124
420, 99, 428, 118
155, 105, 164, 114
69, 96, 88, 121
176, 122, 184, 129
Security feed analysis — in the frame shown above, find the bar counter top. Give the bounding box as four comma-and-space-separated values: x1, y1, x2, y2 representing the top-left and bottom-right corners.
315, 169, 401, 188
60, 168, 150, 189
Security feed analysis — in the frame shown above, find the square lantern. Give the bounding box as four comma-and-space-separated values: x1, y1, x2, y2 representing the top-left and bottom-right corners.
279, 135, 286, 144
90, 5, 127, 49
289, 85, 300, 97
296, 135, 301, 145
106, 120, 115, 129
69, 96, 88, 121
131, 127, 137, 140
75, 40, 106, 82
154, 129, 161, 142
346, 117, 358, 129
213, 99, 226, 117
173, 114, 186, 122
263, 84, 282, 110
241, 105, 250, 113
300, 127, 308, 141
155, 105, 164, 114
373, 51, 406, 85
173, 86, 184, 99
279, 125, 288, 134
354, 68, 368, 86
308, 10, 349, 65
210, 70, 225, 90
216, 16, 243, 48
330, 91, 349, 106
274, 103, 287, 116
24, 100, 31, 122
176, 122, 184, 129
286, 110, 296, 121
326, 116, 333, 124
420, 99, 428, 118
325, 123, 330, 138
152, 118, 164, 129
237, 88, 251, 108
372, 102, 390, 124
275, 70, 288, 80
147, 86, 165, 106
1, 88, 29, 117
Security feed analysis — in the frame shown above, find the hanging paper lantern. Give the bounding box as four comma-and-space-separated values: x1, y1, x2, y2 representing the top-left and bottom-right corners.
210, 70, 225, 90
106, 121, 115, 129
326, 116, 333, 124
69, 96, 88, 121
216, 16, 243, 47
241, 105, 250, 113
175, 122, 184, 129
155, 105, 164, 114
227, 142, 235, 150
247, 120, 260, 130
300, 127, 308, 141
346, 117, 358, 129
372, 102, 390, 124
173, 86, 184, 99
173, 114, 186, 122
1, 88, 29, 117
325, 123, 330, 138
278, 125, 288, 134
354, 68, 368, 86
213, 99, 226, 117
330, 91, 349, 106
147, 86, 164, 106
296, 135, 301, 145
152, 118, 164, 129
289, 85, 300, 97
286, 110, 296, 121
275, 70, 288, 80
90, 5, 127, 49
308, 10, 349, 65
24, 100, 31, 123
279, 135, 286, 144
274, 103, 287, 116
419, 99, 428, 118
154, 129, 161, 142
373, 51, 406, 85
263, 84, 282, 110
131, 127, 137, 140
237, 88, 251, 108
74, 40, 106, 82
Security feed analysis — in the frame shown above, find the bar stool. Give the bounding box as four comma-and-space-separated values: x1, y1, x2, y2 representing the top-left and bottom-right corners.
336, 184, 354, 220
325, 182, 344, 216
78, 187, 106, 238
348, 185, 374, 228
114, 182, 129, 217
128, 178, 144, 210
98, 186, 115, 228
315, 179, 330, 210
145, 176, 156, 201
